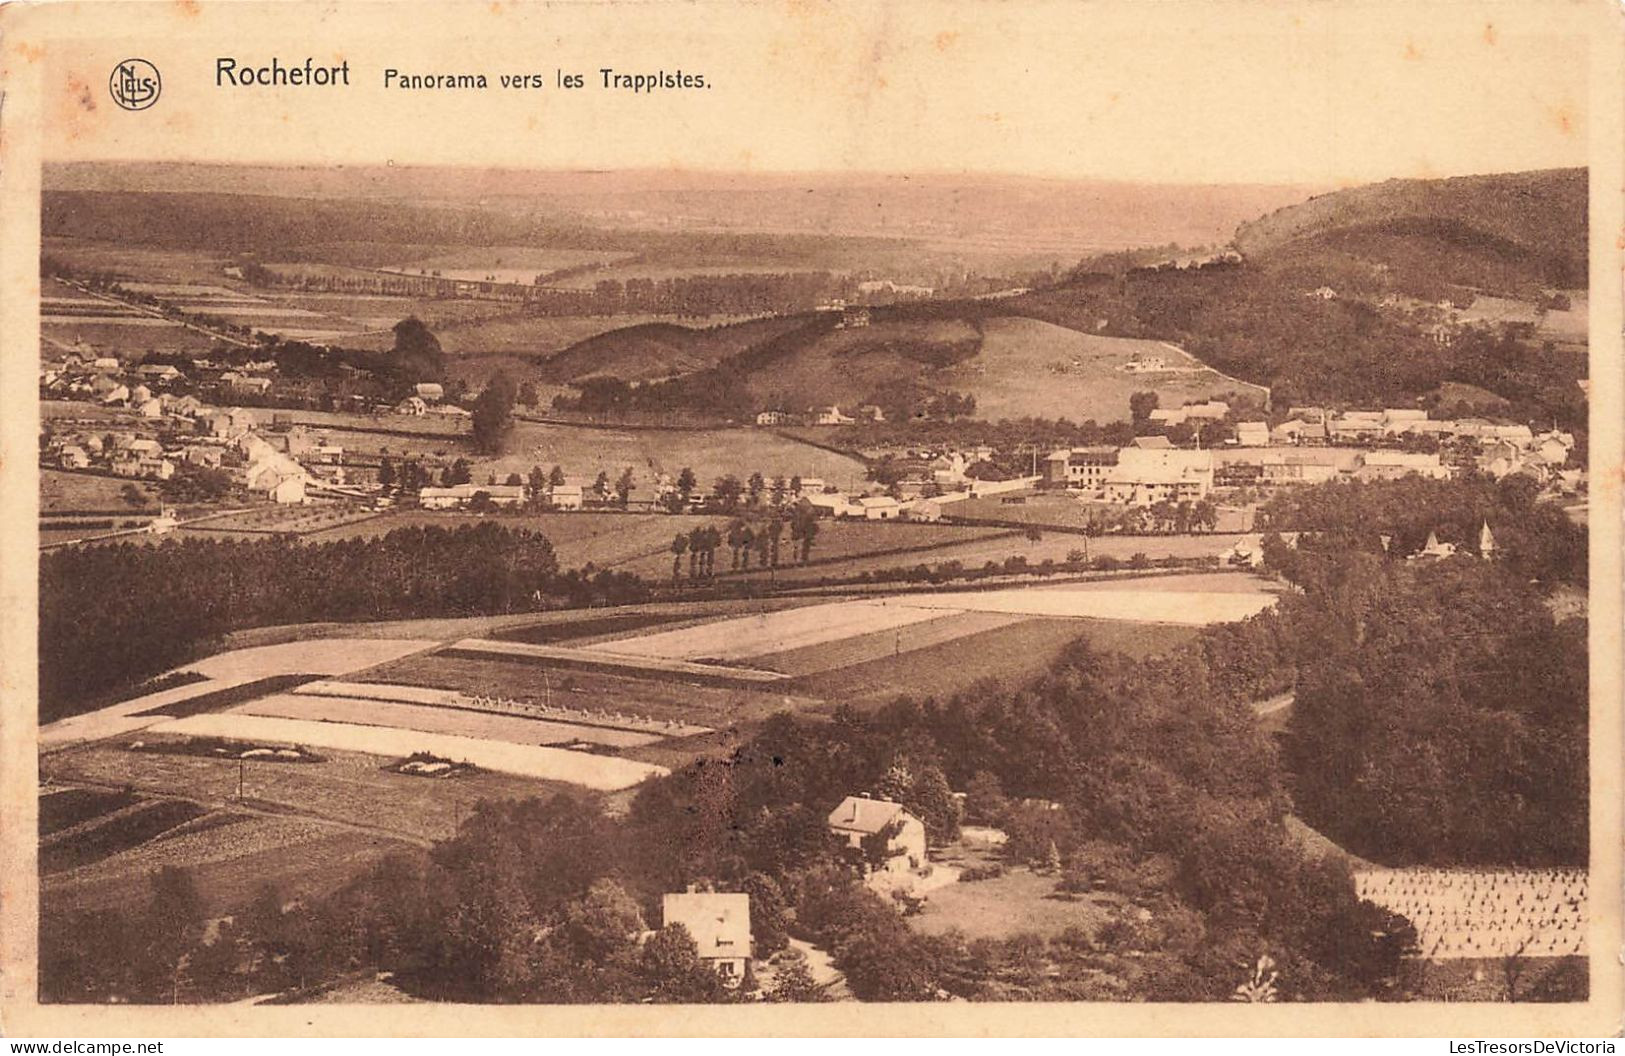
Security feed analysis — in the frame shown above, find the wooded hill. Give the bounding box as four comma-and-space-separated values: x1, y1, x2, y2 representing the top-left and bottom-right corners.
1234, 168, 1587, 293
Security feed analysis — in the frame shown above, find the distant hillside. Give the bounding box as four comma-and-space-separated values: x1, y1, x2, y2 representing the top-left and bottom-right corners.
1235, 168, 1587, 293
46, 163, 1320, 260
550, 304, 1267, 425
39, 190, 906, 263
537, 316, 808, 383
41, 191, 571, 254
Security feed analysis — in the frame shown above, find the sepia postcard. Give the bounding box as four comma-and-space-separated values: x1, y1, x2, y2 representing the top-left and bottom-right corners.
0, 0, 1621, 1038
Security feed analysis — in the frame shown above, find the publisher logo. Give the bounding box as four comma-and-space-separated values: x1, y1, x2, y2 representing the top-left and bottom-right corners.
110, 59, 161, 111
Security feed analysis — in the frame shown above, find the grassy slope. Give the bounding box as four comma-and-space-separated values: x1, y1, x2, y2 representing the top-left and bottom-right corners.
950, 317, 1266, 421
537, 315, 809, 383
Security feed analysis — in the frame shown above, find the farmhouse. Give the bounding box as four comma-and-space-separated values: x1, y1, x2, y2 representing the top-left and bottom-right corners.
803, 491, 858, 518
857, 495, 903, 521
225, 373, 273, 395
57, 445, 90, 469
478, 484, 527, 507
1148, 400, 1230, 428
1103, 448, 1214, 505
1355, 451, 1452, 482
265, 476, 308, 505
396, 396, 429, 416
112, 454, 175, 480
1271, 417, 1328, 445
204, 408, 258, 438
661, 890, 752, 985
1234, 421, 1270, 447
828, 795, 927, 875
755, 410, 789, 426
1258, 455, 1340, 485
163, 394, 206, 418
182, 446, 225, 469
813, 405, 856, 426
549, 483, 585, 511
1043, 446, 1119, 489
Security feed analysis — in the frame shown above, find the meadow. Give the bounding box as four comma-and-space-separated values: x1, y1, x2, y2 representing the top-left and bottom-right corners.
40, 469, 158, 514
950, 316, 1270, 422
786, 615, 1199, 705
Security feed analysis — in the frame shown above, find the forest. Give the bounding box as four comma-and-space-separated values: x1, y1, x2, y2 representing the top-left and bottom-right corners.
1005, 264, 1586, 428
37, 523, 647, 722
1256, 477, 1588, 867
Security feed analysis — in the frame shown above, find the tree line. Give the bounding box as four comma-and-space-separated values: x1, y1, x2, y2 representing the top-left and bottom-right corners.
38, 523, 650, 722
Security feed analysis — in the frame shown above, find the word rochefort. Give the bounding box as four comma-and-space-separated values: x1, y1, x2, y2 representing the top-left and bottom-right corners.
216, 57, 351, 86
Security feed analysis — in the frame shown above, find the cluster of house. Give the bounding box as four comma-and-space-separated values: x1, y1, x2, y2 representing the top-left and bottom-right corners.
755, 404, 888, 427
40, 349, 286, 406
1271, 407, 1579, 485
1041, 407, 1579, 503
1045, 438, 1465, 504
44, 403, 328, 505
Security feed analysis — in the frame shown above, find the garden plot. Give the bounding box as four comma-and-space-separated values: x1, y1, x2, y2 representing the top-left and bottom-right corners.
40, 638, 439, 748
889, 586, 1277, 624
148, 713, 668, 790
447, 638, 789, 684
44, 813, 400, 915
297, 680, 713, 737
234, 693, 664, 750
581, 600, 951, 662
748, 609, 1026, 677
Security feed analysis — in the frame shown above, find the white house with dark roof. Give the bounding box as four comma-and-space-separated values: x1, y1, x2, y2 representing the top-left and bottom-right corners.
827, 795, 927, 875
661, 890, 752, 985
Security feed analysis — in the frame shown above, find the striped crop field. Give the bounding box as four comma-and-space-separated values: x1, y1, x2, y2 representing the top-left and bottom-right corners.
149, 713, 668, 790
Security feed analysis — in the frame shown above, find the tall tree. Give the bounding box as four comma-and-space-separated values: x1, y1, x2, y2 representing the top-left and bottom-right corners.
390, 317, 445, 383
670, 533, 688, 583
471, 372, 518, 455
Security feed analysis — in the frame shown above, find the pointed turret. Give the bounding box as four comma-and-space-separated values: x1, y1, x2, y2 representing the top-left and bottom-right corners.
1479, 520, 1496, 559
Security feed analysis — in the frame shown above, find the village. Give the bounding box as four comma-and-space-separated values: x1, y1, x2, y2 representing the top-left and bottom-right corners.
38, 335, 1584, 553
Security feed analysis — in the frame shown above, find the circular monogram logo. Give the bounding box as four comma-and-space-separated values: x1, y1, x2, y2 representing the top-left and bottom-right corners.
110, 59, 161, 111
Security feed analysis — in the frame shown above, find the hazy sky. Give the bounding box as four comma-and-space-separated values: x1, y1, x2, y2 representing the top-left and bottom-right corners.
27, 1, 1597, 185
